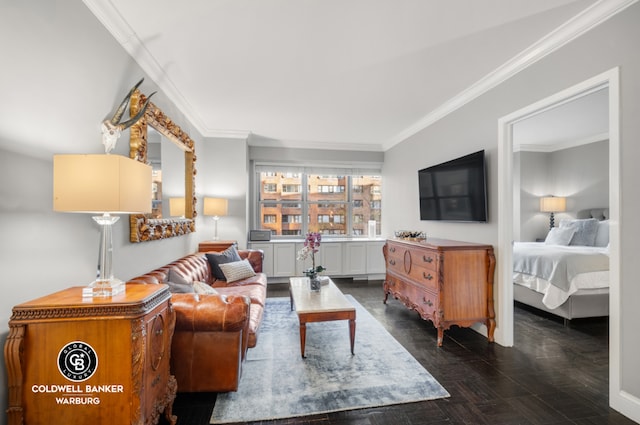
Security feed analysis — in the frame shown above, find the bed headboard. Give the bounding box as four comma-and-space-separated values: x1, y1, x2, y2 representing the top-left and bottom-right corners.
576, 208, 609, 221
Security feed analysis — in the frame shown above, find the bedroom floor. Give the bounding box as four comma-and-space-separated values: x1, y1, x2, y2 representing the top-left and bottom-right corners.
167, 279, 637, 425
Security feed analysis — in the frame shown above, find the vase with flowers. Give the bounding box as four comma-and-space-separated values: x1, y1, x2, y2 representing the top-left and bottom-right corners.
296, 232, 325, 291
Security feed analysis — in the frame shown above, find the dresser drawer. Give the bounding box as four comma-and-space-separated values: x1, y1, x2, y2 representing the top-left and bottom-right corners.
385, 274, 439, 320
387, 245, 438, 291
407, 263, 438, 291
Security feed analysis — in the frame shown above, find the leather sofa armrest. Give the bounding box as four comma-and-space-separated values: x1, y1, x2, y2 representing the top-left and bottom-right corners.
170, 293, 251, 333
238, 249, 264, 273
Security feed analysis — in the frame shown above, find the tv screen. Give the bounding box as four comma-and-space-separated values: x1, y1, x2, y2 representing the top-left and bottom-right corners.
418, 150, 487, 222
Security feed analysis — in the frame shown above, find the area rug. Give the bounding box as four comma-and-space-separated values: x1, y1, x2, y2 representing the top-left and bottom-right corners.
210, 295, 449, 424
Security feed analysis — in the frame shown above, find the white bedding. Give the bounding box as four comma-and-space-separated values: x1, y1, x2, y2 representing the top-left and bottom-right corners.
513, 242, 609, 309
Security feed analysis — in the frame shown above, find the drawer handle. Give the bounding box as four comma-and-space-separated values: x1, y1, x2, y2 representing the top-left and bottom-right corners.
423, 297, 433, 307
423, 272, 433, 280
423, 255, 433, 263
389, 259, 396, 265
390, 247, 396, 253
155, 329, 163, 336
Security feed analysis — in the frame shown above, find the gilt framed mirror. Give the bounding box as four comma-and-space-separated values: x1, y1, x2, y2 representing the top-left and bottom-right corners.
129, 89, 196, 242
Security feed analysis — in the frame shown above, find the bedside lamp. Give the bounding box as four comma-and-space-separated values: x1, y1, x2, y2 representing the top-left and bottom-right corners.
53, 154, 152, 297
169, 197, 185, 218
540, 196, 566, 230
204, 197, 228, 240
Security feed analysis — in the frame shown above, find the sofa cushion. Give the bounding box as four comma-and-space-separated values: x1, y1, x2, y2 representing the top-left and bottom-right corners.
218, 259, 256, 283
206, 246, 242, 280
167, 267, 196, 293
193, 281, 219, 295
216, 284, 267, 308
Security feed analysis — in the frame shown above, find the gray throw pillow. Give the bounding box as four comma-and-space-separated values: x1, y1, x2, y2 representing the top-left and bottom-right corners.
167, 268, 195, 293
545, 227, 575, 246
206, 246, 242, 280
560, 218, 599, 246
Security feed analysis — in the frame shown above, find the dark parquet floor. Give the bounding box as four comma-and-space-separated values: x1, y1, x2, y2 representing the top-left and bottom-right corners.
166, 279, 637, 425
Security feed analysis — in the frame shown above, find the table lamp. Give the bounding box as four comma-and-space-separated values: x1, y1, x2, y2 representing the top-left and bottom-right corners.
169, 197, 185, 218
204, 197, 228, 240
540, 196, 566, 230
53, 154, 152, 297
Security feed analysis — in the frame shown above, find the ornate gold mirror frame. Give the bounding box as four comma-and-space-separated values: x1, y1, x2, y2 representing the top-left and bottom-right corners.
129, 90, 196, 242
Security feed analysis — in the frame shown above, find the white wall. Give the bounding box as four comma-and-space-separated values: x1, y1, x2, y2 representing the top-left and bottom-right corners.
0, 3, 207, 422
517, 140, 609, 242
383, 3, 640, 420
198, 138, 250, 248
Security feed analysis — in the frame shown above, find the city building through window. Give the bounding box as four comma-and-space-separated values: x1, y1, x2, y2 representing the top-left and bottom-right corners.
257, 172, 382, 237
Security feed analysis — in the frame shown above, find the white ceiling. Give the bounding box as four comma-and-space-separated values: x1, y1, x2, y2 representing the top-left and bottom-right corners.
84, 0, 605, 151
513, 87, 609, 152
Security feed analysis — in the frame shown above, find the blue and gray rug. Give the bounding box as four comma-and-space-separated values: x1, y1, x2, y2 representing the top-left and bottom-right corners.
210, 295, 449, 423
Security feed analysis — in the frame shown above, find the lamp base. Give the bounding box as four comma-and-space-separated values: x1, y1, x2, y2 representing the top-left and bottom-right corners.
82, 278, 126, 298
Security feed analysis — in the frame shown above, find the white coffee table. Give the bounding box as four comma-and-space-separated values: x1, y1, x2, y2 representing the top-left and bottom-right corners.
289, 277, 356, 358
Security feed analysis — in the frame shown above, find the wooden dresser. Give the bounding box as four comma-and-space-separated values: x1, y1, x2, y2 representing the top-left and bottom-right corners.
5, 284, 177, 425
383, 238, 495, 346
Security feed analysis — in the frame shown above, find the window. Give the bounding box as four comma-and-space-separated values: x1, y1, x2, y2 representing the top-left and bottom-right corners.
256, 171, 382, 237
282, 214, 302, 223
282, 184, 301, 193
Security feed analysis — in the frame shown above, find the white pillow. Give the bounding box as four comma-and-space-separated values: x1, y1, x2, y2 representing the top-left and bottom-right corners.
594, 220, 610, 247
193, 281, 218, 295
218, 259, 256, 283
545, 227, 575, 246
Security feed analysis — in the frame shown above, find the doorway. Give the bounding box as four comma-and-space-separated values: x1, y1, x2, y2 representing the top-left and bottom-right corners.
496, 67, 620, 398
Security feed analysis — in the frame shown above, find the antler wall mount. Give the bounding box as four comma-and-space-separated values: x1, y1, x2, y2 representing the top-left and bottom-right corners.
101, 78, 156, 153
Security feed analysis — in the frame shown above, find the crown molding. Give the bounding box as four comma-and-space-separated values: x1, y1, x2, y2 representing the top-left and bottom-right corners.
247, 136, 384, 152
83, 0, 235, 139
383, 0, 638, 151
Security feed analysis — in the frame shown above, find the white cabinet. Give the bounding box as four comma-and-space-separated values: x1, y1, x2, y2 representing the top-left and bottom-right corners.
248, 243, 273, 277
320, 243, 343, 275
366, 241, 386, 274
272, 243, 296, 277
343, 242, 367, 275
251, 239, 385, 280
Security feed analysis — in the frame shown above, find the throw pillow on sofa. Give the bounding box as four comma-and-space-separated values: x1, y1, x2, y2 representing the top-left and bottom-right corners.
206, 246, 242, 280
167, 268, 196, 293
193, 281, 219, 295
218, 259, 256, 283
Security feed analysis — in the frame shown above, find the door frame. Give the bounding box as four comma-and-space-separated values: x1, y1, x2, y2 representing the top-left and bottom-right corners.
496, 67, 620, 400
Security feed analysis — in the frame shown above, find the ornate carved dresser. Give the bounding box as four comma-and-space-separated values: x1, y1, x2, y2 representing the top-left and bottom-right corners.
383, 238, 495, 346
5, 284, 176, 425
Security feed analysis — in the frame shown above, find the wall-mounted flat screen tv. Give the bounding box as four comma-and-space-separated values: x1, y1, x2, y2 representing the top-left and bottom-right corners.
418, 150, 487, 222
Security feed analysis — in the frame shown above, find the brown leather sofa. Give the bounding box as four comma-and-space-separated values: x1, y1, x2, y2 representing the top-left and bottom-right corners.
128, 249, 267, 392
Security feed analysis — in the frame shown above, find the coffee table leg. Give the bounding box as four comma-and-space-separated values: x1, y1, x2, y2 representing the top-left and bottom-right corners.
349, 318, 356, 355
299, 321, 307, 358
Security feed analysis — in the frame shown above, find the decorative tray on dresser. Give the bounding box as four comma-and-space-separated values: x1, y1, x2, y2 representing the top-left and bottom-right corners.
383, 237, 495, 347
4, 284, 176, 425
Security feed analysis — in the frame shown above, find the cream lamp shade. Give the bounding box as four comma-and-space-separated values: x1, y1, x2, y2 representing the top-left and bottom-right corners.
539, 196, 567, 213
53, 154, 152, 297
204, 197, 228, 240
53, 154, 152, 214
204, 197, 228, 217
540, 196, 566, 230
169, 197, 185, 217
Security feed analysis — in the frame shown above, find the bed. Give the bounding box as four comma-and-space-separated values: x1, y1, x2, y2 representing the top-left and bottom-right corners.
513, 208, 610, 322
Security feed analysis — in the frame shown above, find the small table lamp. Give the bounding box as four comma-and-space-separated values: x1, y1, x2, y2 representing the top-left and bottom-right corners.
169, 197, 185, 218
204, 197, 228, 240
53, 154, 152, 297
540, 196, 566, 230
